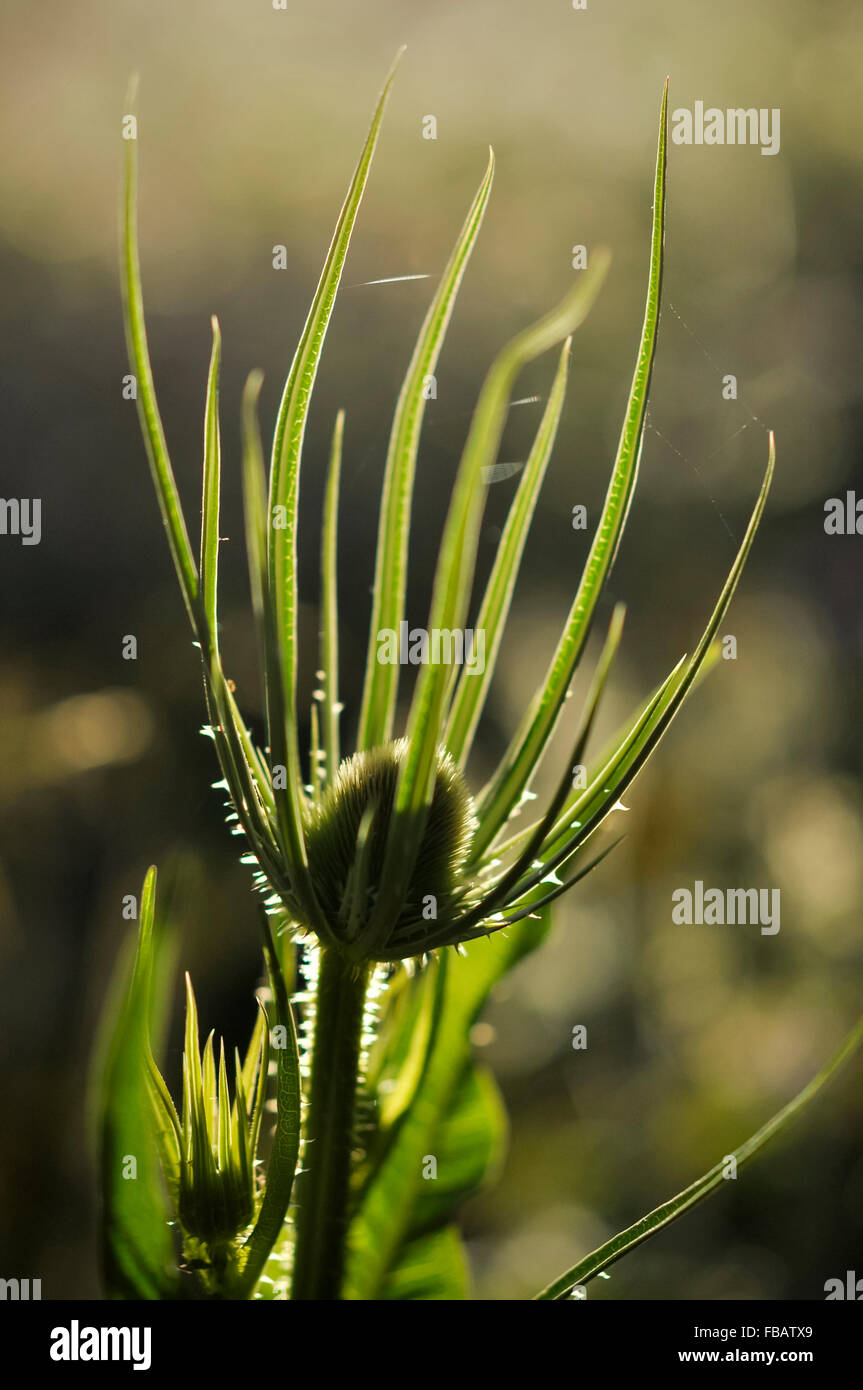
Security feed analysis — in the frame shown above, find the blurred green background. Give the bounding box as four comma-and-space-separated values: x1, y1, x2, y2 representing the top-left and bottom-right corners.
1, 0, 861, 1300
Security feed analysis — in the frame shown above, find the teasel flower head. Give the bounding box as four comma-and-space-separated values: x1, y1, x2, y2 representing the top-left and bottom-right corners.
121, 63, 774, 969
302, 740, 475, 955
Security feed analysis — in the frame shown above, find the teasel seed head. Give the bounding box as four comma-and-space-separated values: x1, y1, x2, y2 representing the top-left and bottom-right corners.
302, 738, 475, 959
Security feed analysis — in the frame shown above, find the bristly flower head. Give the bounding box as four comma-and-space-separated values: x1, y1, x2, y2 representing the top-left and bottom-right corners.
122, 59, 773, 968
303, 740, 475, 953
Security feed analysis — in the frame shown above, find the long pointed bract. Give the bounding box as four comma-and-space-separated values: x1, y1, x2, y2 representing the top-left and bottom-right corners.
358, 148, 495, 750
321, 410, 344, 784
200, 317, 222, 644
264, 52, 402, 938
241, 369, 269, 705
473, 78, 669, 860
121, 77, 199, 626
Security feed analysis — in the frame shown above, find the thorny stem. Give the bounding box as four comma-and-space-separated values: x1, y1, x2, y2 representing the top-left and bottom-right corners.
290, 947, 370, 1300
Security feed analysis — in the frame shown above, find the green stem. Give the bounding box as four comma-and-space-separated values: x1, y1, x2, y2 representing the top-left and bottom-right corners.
291, 947, 370, 1300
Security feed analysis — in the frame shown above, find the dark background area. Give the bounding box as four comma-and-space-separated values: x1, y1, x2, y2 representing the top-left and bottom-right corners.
1, 0, 861, 1299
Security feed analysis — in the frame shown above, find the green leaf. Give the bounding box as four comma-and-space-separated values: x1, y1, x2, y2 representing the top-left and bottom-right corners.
95, 866, 179, 1299
362, 253, 610, 959
368, 1065, 503, 1300
121, 78, 199, 628
345, 912, 549, 1299
534, 1011, 863, 1299
264, 52, 402, 937
404, 1062, 506, 1239
379, 1226, 470, 1301
374, 956, 449, 1131
473, 79, 669, 860
320, 409, 344, 785
358, 148, 496, 751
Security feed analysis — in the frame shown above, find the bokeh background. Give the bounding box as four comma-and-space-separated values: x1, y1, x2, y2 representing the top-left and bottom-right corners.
1, 0, 862, 1300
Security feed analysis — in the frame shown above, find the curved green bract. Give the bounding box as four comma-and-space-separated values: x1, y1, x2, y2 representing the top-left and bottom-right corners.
473, 79, 669, 861
200, 317, 222, 644
121, 79, 199, 626
535, 1012, 863, 1300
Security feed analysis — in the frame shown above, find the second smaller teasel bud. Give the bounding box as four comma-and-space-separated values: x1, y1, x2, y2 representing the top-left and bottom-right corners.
147, 975, 269, 1270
